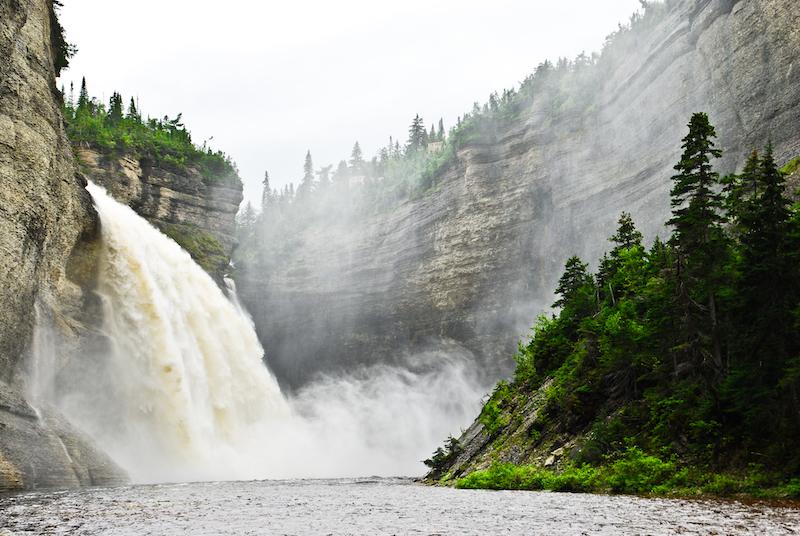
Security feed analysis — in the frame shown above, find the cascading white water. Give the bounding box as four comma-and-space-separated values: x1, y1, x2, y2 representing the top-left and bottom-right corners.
65, 183, 289, 482
53, 182, 483, 483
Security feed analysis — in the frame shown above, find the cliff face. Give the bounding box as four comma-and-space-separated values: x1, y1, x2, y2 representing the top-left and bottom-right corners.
236, 0, 800, 389
0, 0, 125, 490
77, 147, 242, 280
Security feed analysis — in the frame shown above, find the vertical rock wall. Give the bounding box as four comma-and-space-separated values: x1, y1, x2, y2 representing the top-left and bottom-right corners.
0, 0, 124, 490
236, 0, 800, 389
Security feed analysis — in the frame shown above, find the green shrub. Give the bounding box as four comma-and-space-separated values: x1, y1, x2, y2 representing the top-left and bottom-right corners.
455, 463, 548, 491
602, 447, 674, 493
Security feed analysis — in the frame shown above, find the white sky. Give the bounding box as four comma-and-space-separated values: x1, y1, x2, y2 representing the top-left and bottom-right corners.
58, 0, 643, 205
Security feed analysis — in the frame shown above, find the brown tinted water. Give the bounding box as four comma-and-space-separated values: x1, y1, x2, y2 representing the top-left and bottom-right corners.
1, 478, 799, 535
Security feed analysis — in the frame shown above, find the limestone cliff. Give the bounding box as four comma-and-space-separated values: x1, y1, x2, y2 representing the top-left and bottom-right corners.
0, 0, 125, 490
76, 147, 242, 281
235, 0, 800, 389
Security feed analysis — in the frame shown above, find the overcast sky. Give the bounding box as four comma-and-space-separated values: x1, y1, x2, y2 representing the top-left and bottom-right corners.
58, 0, 643, 206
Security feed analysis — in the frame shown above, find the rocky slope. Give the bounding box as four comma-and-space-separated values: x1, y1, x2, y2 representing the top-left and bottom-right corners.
77, 147, 242, 281
0, 0, 125, 490
236, 0, 800, 389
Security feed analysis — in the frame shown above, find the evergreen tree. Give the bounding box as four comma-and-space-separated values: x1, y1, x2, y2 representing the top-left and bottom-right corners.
107, 92, 124, 124
489, 92, 500, 113
407, 114, 426, 153
261, 171, 273, 211
722, 150, 761, 238
437, 118, 445, 141
77, 77, 89, 111
734, 143, 795, 367
379, 147, 390, 166
297, 150, 315, 198
429, 124, 436, 142
610, 212, 643, 259
334, 160, 349, 186
554, 256, 594, 309
666, 112, 728, 376
350, 142, 364, 171
317, 165, 333, 189
127, 97, 140, 121
238, 201, 257, 236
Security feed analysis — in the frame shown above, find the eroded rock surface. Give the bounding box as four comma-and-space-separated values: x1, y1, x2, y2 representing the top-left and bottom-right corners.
77, 147, 242, 281
0, 0, 125, 490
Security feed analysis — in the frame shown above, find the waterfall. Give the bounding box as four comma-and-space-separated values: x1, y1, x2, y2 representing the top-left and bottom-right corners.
49, 182, 483, 483
62, 183, 290, 482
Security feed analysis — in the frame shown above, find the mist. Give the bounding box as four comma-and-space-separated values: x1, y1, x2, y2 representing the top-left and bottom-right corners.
28, 183, 486, 483
230, 0, 786, 404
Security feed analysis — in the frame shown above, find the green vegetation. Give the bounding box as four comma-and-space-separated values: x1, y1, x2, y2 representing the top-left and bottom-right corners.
781, 155, 800, 176
423, 436, 462, 479
432, 113, 800, 498
62, 79, 239, 184
157, 223, 228, 276
50, 1, 76, 76
455, 449, 800, 499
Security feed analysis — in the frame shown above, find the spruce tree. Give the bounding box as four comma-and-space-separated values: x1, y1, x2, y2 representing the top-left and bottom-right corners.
77, 77, 89, 111
736, 143, 794, 362
554, 256, 594, 309
610, 212, 643, 257
722, 150, 761, 238
666, 112, 728, 376
107, 92, 124, 124
261, 171, 273, 211
407, 114, 426, 153
437, 118, 445, 141
600, 212, 645, 303
349, 142, 364, 171
127, 97, 140, 121
297, 151, 315, 198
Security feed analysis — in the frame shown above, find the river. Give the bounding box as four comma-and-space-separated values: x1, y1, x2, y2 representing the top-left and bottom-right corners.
1, 478, 799, 535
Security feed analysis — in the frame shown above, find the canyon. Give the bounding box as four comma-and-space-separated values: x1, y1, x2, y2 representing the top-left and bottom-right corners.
1, 0, 799, 490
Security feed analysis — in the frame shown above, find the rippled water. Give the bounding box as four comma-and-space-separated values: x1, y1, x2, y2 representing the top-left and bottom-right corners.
2, 479, 799, 535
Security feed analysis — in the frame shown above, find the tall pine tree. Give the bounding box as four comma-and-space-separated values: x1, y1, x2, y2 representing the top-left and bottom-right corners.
667, 112, 728, 377
407, 114, 426, 153
297, 151, 315, 198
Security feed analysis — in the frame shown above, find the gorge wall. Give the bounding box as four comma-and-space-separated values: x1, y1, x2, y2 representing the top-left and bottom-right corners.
77, 147, 242, 281
236, 0, 800, 389
0, 0, 125, 489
